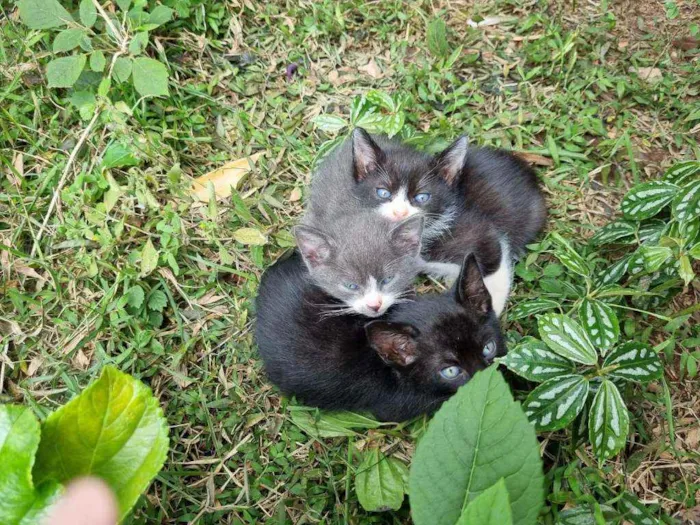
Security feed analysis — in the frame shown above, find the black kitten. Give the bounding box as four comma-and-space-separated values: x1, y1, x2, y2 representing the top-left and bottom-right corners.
254, 252, 505, 422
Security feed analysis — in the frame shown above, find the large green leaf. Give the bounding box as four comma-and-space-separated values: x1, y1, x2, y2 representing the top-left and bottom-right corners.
578, 299, 619, 354
0, 405, 62, 525
409, 367, 544, 525
602, 342, 663, 382
509, 298, 560, 321
32, 366, 169, 521
621, 181, 678, 220
355, 448, 407, 512
456, 479, 513, 525
538, 314, 597, 365
672, 179, 700, 223
46, 55, 87, 89
523, 374, 589, 431
664, 160, 700, 186
497, 338, 574, 383
18, 0, 73, 29
588, 379, 629, 460
132, 57, 169, 97
589, 220, 637, 246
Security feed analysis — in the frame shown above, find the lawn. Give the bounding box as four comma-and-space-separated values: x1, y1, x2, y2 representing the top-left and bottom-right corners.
1, 0, 699, 523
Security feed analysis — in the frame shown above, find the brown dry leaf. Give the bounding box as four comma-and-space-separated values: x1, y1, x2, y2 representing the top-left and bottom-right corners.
7, 152, 23, 187
73, 348, 91, 369
190, 152, 262, 203
27, 357, 43, 377
14, 263, 47, 282
359, 58, 382, 79
686, 427, 699, 449
673, 37, 699, 51
631, 67, 663, 83
195, 291, 226, 306
289, 187, 302, 202
328, 70, 339, 84
515, 152, 554, 167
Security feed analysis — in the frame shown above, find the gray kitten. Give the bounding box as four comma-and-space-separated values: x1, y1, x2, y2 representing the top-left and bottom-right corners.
293, 213, 424, 318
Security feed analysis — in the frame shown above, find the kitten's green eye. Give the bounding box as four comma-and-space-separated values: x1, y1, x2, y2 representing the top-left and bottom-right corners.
380, 276, 394, 286
414, 192, 431, 204
482, 340, 497, 359
439, 366, 464, 380
344, 283, 360, 291
376, 188, 392, 199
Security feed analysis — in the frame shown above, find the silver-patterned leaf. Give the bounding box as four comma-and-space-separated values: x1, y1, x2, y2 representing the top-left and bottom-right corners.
578, 299, 619, 354
497, 338, 574, 383
664, 160, 700, 186
621, 181, 678, 220
672, 179, 700, 223
603, 341, 663, 382
551, 233, 589, 277
588, 379, 629, 460
589, 221, 637, 246
538, 314, 597, 365
523, 374, 589, 431
626, 249, 646, 277
595, 255, 630, 287
509, 299, 560, 321
640, 245, 673, 272
637, 219, 667, 244
617, 492, 657, 525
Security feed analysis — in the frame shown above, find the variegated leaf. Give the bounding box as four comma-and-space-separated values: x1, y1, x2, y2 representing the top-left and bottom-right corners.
578, 299, 619, 354
588, 379, 629, 460
523, 374, 589, 431
589, 221, 636, 246
551, 233, 589, 277
664, 160, 700, 186
538, 314, 597, 365
617, 492, 657, 525
672, 179, 700, 223
679, 217, 699, 245
595, 255, 630, 287
626, 249, 646, 278
621, 181, 678, 220
603, 341, 663, 382
640, 245, 673, 272
509, 298, 560, 321
637, 219, 666, 244
497, 338, 574, 383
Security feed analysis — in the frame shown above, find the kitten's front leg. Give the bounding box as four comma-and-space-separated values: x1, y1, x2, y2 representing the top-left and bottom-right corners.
420, 259, 461, 281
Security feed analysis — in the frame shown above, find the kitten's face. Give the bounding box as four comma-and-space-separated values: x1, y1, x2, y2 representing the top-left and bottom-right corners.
350, 129, 468, 240
294, 215, 423, 318
366, 255, 506, 393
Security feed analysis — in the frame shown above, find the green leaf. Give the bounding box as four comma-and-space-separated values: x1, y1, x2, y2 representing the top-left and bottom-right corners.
113, 57, 133, 82
621, 181, 678, 220
383, 112, 405, 138
355, 448, 407, 512
595, 255, 630, 287
33, 366, 169, 521
603, 342, 663, 382
147, 290, 167, 312
126, 285, 145, 308
0, 405, 63, 525
366, 90, 395, 111
672, 179, 700, 223
53, 29, 87, 53
523, 374, 589, 431
665, 0, 679, 19
289, 408, 381, 438
80, 0, 97, 27
664, 160, 700, 186
46, 55, 87, 89
102, 142, 140, 169
140, 239, 159, 276
409, 367, 544, 525
132, 57, 169, 97
578, 299, 619, 354
538, 313, 597, 365
312, 115, 348, 133
457, 479, 513, 525
626, 249, 646, 277
509, 298, 560, 320
116, 0, 132, 10
426, 18, 450, 57
551, 232, 590, 277
69, 90, 96, 120
234, 228, 267, 246
147, 5, 174, 26
497, 338, 574, 383
90, 50, 106, 72
588, 379, 629, 459
617, 492, 657, 525
557, 504, 618, 524
18, 0, 73, 29
640, 245, 673, 272
679, 255, 694, 286
638, 219, 667, 244
689, 242, 700, 260
589, 221, 636, 245
128, 31, 149, 55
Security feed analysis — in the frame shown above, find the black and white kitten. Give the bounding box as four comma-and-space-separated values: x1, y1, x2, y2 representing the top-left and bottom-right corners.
255, 252, 505, 422
293, 212, 424, 318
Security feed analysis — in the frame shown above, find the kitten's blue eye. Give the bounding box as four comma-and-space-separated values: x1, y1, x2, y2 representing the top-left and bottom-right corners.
380, 276, 394, 287
482, 340, 497, 359
414, 193, 431, 204
440, 366, 464, 380
344, 283, 360, 291
376, 188, 392, 199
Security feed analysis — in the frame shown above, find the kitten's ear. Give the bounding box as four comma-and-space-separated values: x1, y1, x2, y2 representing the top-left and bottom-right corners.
352, 127, 384, 181
294, 226, 334, 268
391, 216, 424, 256
456, 254, 491, 315
436, 135, 468, 185
365, 321, 420, 367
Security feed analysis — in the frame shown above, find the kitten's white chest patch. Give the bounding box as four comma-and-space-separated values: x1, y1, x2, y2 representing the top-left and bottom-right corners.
482, 239, 512, 317
378, 187, 419, 221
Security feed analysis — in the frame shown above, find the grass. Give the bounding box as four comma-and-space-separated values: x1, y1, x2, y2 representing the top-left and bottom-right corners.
1, 0, 699, 523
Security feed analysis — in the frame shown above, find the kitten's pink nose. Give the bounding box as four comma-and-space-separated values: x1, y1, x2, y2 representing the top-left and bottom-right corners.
392, 207, 409, 219
366, 296, 383, 312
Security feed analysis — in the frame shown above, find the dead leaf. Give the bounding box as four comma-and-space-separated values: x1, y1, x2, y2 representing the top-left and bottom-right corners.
359, 58, 382, 79
515, 152, 554, 167
195, 291, 226, 306
14, 263, 46, 282
289, 187, 302, 202
673, 37, 699, 51
190, 153, 262, 203
328, 70, 339, 84
7, 152, 23, 187
27, 357, 43, 377
686, 427, 699, 449
630, 67, 662, 83
73, 348, 91, 369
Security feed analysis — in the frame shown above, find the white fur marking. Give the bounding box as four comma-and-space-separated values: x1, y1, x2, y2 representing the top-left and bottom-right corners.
351, 276, 394, 318
378, 187, 419, 221
483, 238, 512, 316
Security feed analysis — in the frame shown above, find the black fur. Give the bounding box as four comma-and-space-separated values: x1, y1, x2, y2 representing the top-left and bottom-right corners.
254, 253, 505, 422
